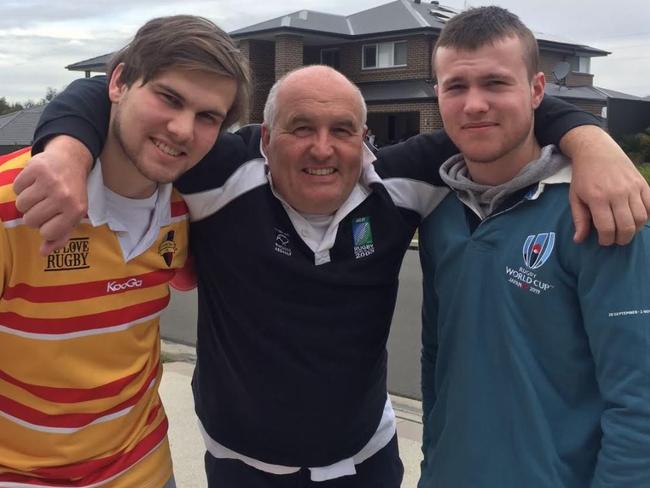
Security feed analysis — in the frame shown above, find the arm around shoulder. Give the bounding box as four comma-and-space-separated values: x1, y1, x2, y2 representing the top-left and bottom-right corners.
13, 136, 93, 255
33, 75, 110, 158
562, 126, 650, 246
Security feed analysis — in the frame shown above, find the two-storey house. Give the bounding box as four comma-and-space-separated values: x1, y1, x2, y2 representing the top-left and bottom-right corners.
228, 0, 609, 145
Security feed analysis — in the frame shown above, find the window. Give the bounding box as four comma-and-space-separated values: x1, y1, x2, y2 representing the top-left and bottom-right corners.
570, 56, 591, 74
320, 48, 341, 69
362, 41, 407, 69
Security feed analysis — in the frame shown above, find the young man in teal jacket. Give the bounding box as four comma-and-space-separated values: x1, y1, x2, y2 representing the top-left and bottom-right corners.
419, 6, 650, 487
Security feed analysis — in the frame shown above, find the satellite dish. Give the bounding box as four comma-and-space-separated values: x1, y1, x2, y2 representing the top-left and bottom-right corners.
552, 62, 571, 85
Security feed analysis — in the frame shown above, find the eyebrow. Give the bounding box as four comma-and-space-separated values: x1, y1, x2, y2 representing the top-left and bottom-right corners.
287, 114, 358, 129
481, 73, 513, 81
155, 82, 227, 119
335, 119, 358, 130
440, 76, 466, 86
155, 82, 186, 103
441, 72, 514, 86
286, 115, 313, 126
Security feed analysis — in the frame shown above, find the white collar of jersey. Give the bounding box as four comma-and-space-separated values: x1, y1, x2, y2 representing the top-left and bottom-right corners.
87, 158, 173, 230
526, 164, 573, 201
261, 142, 379, 264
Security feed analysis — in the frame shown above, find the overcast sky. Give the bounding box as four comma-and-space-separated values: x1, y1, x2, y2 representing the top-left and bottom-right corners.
1, 0, 649, 103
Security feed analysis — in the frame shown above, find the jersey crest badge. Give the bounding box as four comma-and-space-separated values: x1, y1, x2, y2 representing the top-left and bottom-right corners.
158, 231, 178, 267
522, 232, 555, 270
352, 216, 374, 259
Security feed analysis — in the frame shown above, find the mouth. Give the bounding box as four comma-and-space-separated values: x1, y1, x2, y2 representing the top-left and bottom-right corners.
152, 138, 184, 157
462, 122, 498, 130
303, 168, 336, 176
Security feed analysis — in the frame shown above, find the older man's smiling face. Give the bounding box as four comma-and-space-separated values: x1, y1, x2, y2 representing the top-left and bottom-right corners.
261, 68, 367, 215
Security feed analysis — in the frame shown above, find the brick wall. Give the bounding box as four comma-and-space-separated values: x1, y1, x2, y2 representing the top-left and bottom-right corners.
567, 99, 606, 118
275, 35, 304, 79
566, 71, 594, 87
239, 39, 276, 123
337, 34, 434, 83
539, 51, 592, 86
368, 101, 442, 133
539, 51, 567, 80
237, 30, 600, 124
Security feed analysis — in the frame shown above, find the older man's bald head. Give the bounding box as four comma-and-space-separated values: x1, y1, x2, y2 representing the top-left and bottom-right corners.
263, 65, 367, 129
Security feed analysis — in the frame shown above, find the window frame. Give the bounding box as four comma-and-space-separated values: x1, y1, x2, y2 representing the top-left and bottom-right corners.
362, 41, 408, 70
320, 48, 341, 69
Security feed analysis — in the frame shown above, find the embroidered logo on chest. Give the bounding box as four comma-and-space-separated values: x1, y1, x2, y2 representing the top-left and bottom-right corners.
274, 228, 292, 256
505, 232, 555, 295
158, 231, 178, 267
44, 237, 90, 272
352, 217, 374, 259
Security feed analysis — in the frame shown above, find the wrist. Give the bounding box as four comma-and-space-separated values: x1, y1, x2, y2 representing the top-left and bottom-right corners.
43, 135, 93, 175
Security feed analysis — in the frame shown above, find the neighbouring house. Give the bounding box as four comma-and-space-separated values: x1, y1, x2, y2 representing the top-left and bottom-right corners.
66, 53, 113, 79
65, 1, 650, 143
0, 105, 47, 155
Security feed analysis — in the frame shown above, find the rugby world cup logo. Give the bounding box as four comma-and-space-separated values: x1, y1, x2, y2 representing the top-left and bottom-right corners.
522, 232, 555, 270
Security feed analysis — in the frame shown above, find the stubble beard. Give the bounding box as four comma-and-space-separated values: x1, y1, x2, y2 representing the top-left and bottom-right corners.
462, 116, 535, 165
111, 109, 174, 185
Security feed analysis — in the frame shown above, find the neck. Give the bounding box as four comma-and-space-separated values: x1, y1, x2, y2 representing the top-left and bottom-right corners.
101, 126, 157, 199
466, 136, 542, 186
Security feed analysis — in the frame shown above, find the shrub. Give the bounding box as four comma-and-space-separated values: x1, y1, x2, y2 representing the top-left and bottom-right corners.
618, 127, 650, 165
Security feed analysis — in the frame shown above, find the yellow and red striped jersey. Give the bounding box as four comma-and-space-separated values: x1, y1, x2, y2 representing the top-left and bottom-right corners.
0, 148, 189, 488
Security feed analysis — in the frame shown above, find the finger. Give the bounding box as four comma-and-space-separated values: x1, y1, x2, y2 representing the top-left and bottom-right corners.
39, 235, 72, 257
14, 180, 48, 215
610, 198, 637, 246
570, 197, 592, 244
39, 213, 79, 244
11, 166, 37, 195
641, 184, 650, 218
628, 192, 649, 231
19, 197, 62, 229
588, 200, 616, 246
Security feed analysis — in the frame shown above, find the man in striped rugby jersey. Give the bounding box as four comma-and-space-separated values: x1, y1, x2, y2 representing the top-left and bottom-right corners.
0, 15, 249, 488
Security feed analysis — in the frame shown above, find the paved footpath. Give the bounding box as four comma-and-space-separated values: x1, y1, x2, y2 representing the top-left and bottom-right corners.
159, 341, 424, 487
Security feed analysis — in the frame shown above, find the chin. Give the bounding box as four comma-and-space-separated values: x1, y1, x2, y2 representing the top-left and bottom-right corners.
138, 165, 182, 185
301, 201, 338, 215
462, 147, 504, 164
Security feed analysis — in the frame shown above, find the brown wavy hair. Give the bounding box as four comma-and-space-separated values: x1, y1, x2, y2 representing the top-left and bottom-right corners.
108, 15, 251, 130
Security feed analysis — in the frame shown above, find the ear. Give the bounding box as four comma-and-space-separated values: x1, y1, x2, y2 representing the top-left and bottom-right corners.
434, 84, 440, 98
530, 71, 545, 109
108, 63, 127, 103
261, 123, 271, 155
362, 125, 368, 139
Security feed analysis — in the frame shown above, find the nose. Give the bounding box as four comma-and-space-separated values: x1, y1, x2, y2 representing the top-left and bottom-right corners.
167, 111, 195, 144
463, 87, 489, 115
309, 130, 334, 161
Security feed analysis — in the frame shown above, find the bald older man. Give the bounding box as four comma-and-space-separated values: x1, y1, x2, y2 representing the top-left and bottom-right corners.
18, 64, 650, 487
178, 67, 411, 487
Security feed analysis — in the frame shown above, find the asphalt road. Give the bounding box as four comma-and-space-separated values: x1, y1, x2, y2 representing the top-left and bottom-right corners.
160, 248, 424, 400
